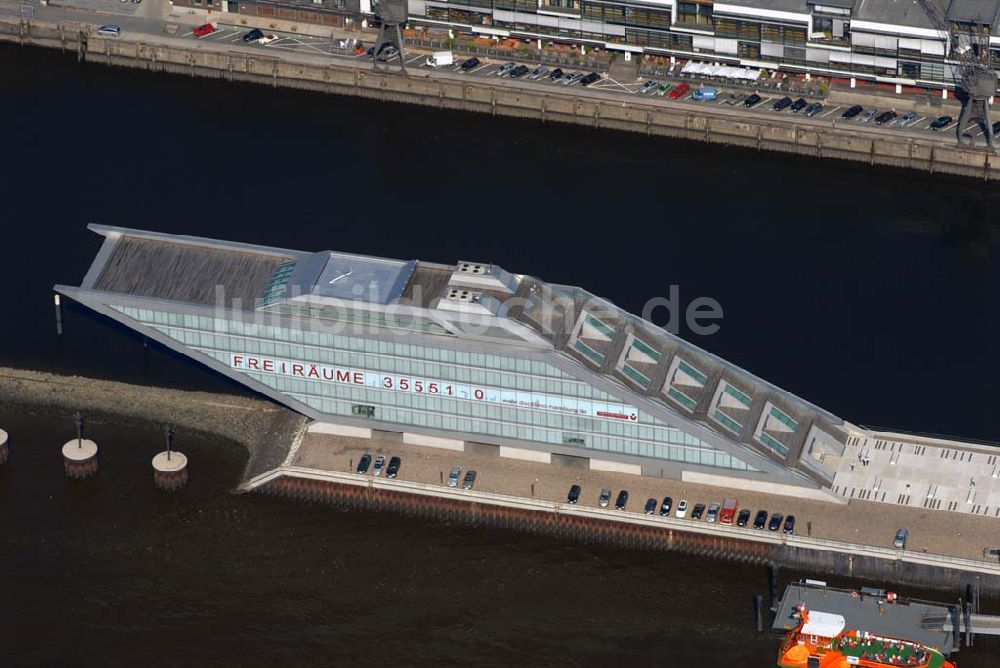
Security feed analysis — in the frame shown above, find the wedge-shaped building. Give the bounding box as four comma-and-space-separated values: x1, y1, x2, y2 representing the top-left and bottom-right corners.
57, 225, 850, 492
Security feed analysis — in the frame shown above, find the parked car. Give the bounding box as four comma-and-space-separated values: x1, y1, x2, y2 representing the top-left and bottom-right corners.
692, 503, 706, 520
898, 111, 919, 127
743, 93, 762, 108
509, 64, 530, 78
599, 488, 611, 508
875, 110, 897, 125
725, 92, 747, 106
377, 46, 399, 62
528, 65, 548, 79
386, 456, 401, 478
644, 498, 658, 515
462, 470, 477, 490
548, 68, 564, 81
790, 97, 808, 113
447, 465, 462, 487
668, 82, 691, 99
615, 490, 629, 510
842, 104, 863, 119
459, 57, 480, 72
929, 115, 952, 130
656, 82, 673, 96
496, 62, 517, 77
691, 86, 717, 101
568, 484, 581, 504
562, 72, 584, 86
675, 499, 689, 518
804, 102, 824, 117
356, 454, 372, 474
992, 121, 1000, 135
783, 515, 796, 535
768, 513, 784, 531
372, 455, 386, 476
193, 23, 216, 38
97, 25, 121, 38
772, 96, 793, 111
753, 509, 769, 529
860, 108, 879, 123
893, 527, 908, 549
706, 502, 720, 522
580, 72, 601, 87
737, 508, 752, 527
242, 28, 264, 43
639, 80, 659, 95
659, 496, 673, 516
259, 34, 279, 46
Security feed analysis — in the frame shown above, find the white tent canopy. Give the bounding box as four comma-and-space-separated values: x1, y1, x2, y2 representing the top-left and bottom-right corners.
681, 61, 762, 81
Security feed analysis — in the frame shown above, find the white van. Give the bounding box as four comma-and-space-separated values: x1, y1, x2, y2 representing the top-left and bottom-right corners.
97, 25, 121, 38
425, 51, 453, 68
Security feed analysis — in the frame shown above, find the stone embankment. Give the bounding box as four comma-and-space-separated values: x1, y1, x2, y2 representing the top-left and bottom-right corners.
3, 16, 1000, 181
0, 367, 305, 481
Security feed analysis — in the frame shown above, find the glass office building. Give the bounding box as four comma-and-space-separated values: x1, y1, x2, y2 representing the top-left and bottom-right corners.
58, 225, 851, 489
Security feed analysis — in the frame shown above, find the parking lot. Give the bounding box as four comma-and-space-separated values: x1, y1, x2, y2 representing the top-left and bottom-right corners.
435, 55, 984, 144
291, 430, 1000, 561
173, 25, 986, 146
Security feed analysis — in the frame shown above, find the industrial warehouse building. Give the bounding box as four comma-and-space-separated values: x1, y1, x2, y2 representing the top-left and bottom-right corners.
58, 225, 851, 493
172, 0, 1000, 90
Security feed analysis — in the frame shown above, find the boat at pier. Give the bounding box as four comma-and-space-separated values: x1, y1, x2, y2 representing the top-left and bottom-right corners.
773, 581, 959, 668
777, 607, 954, 668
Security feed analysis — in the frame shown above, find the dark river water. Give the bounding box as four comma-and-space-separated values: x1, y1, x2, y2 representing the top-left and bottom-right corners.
1, 43, 999, 665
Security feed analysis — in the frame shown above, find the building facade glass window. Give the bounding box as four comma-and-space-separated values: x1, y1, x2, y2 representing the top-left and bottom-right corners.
676, 2, 713, 27
112, 305, 756, 472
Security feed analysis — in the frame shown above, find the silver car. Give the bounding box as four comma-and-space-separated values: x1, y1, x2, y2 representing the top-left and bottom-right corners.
893, 527, 908, 549
528, 66, 548, 80
447, 465, 461, 487
898, 111, 919, 127
860, 108, 878, 123
599, 488, 611, 508
638, 80, 659, 95
372, 455, 386, 476
496, 62, 517, 77
562, 72, 584, 86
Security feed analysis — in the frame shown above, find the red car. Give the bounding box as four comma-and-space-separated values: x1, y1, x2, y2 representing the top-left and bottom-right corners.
668, 82, 690, 100
193, 23, 216, 38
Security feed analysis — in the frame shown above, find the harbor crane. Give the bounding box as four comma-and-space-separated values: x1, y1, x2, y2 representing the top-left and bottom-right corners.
370, 0, 408, 74
915, 0, 998, 149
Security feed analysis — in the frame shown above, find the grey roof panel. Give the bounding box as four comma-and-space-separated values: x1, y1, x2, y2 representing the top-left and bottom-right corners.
855, 0, 948, 29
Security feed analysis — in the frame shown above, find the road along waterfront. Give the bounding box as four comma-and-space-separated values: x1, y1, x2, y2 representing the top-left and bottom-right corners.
4, 13, 1000, 181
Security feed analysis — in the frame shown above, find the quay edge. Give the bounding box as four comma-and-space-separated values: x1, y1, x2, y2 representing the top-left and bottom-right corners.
3, 17, 1000, 183
247, 467, 1000, 597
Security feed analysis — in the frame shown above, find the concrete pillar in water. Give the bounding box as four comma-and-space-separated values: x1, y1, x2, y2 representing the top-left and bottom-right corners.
0, 428, 9, 465
63, 439, 99, 478
64, 412, 97, 478
152, 451, 189, 491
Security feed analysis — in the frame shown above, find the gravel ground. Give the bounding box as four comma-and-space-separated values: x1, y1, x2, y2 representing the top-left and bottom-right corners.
294, 431, 1000, 563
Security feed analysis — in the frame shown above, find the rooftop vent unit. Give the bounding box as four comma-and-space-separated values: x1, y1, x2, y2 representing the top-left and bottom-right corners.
458, 261, 489, 275
446, 288, 482, 304
449, 260, 520, 294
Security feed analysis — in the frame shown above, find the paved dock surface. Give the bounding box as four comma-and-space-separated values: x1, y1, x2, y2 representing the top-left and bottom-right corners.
292, 431, 1000, 562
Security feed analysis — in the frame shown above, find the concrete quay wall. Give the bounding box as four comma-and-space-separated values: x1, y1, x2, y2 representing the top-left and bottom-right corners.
250, 467, 1000, 595
4, 18, 1000, 182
